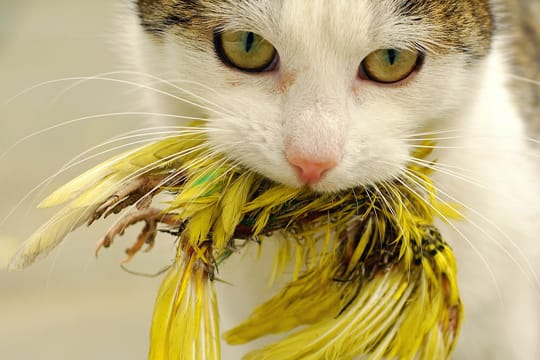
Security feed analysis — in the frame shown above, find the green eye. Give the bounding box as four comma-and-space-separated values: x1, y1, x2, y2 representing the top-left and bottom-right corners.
214, 31, 278, 72
360, 49, 420, 83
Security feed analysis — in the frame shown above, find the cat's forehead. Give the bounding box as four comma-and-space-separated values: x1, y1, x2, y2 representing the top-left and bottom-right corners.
138, 0, 493, 59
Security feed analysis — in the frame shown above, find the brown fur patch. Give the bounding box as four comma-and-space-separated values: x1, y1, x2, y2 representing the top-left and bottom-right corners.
136, 0, 223, 45
397, 0, 494, 60
504, 0, 540, 137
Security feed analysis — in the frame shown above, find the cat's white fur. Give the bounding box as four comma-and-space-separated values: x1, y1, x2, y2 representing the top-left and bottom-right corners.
120, 0, 539, 358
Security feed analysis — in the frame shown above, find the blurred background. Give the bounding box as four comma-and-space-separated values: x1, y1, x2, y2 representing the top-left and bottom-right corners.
0, 1, 174, 359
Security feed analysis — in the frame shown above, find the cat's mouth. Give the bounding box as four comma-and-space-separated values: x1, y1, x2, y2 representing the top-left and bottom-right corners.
256, 161, 403, 195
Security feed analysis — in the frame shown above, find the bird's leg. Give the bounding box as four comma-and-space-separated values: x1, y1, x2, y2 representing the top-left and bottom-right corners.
95, 207, 181, 262
88, 172, 184, 226
89, 172, 185, 262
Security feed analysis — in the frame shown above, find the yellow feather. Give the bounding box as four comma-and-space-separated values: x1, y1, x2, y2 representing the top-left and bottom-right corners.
213, 173, 258, 248
9, 173, 130, 270
225, 222, 461, 360
149, 247, 220, 360
39, 157, 118, 208
8, 204, 98, 270
39, 136, 191, 208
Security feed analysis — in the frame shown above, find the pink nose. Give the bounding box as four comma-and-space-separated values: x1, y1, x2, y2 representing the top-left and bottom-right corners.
287, 156, 337, 185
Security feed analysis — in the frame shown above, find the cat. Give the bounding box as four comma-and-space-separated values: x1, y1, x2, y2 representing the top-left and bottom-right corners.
120, 0, 540, 358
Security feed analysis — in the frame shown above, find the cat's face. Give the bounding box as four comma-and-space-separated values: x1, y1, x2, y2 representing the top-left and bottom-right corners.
135, 0, 493, 192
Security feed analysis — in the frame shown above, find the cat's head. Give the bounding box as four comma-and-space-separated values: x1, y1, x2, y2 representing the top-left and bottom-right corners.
134, 0, 493, 192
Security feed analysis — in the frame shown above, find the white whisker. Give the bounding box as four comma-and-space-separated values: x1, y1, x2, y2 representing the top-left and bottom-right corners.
50, 70, 234, 117
408, 158, 540, 213
4, 75, 229, 118
0, 111, 206, 162
402, 129, 465, 138
410, 157, 474, 175
390, 174, 503, 302
403, 168, 540, 292
507, 74, 540, 86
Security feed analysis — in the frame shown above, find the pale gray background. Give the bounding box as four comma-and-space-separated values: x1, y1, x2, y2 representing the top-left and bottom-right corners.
0, 1, 174, 359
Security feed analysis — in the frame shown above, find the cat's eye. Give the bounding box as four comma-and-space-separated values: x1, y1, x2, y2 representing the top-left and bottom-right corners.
214, 31, 278, 72
360, 49, 420, 84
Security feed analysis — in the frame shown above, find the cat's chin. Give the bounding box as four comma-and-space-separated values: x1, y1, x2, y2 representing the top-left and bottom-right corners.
265, 175, 368, 194
254, 168, 384, 194
254, 173, 335, 194
307, 181, 352, 194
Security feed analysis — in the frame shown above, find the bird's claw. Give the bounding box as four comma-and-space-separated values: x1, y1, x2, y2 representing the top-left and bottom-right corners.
95, 207, 181, 263
90, 173, 183, 263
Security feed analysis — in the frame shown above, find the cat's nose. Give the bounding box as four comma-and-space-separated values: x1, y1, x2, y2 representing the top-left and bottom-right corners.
287, 155, 337, 185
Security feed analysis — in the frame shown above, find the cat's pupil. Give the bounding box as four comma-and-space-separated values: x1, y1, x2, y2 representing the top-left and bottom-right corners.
244, 32, 255, 53
387, 49, 397, 65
